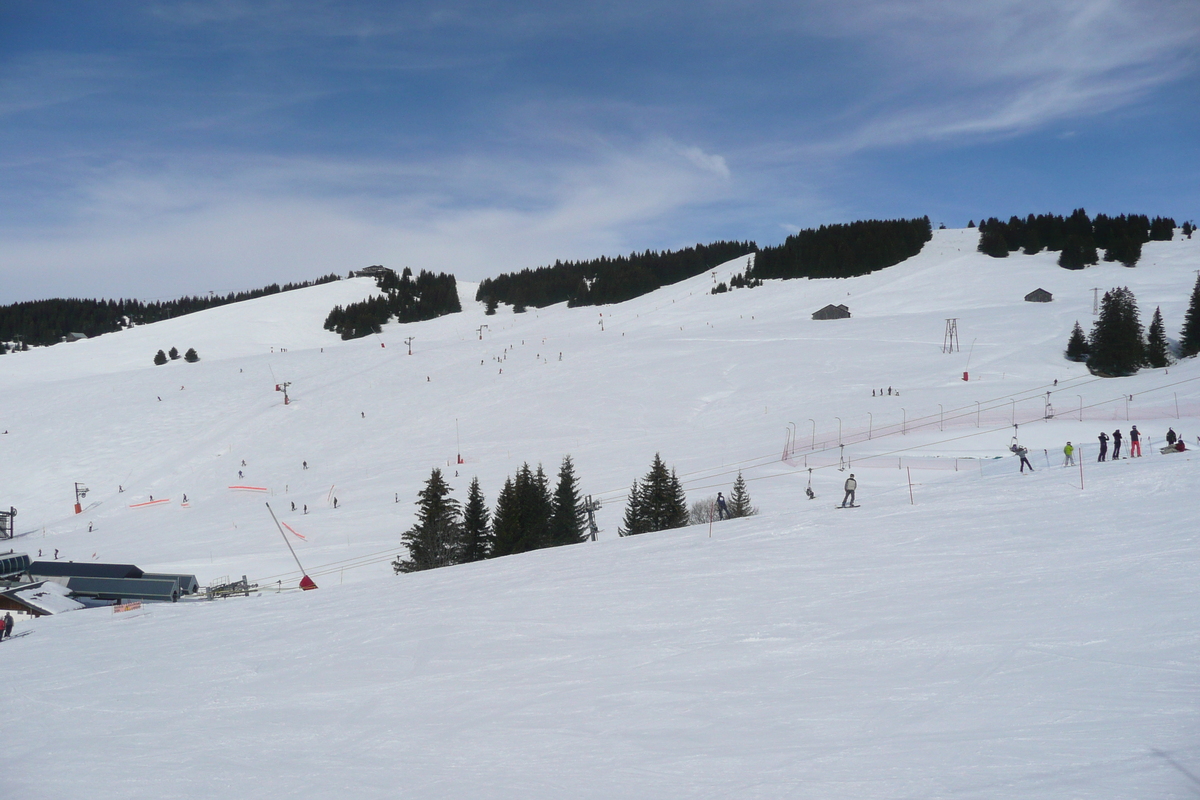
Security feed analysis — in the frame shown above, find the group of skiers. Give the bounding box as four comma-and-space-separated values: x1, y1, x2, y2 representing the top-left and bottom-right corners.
1, 612, 13, 640
1095, 425, 1185, 461
1017, 425, 1187, 471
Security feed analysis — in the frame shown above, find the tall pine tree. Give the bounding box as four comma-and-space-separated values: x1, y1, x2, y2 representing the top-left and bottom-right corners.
621, 454, 688, 535
1087, 287, 1145, 377
548, 455, 586, 546
728, 472, 758, 518
1180, 274, 1200, 358
394, 468, 462, 573
1065, 321, 1090, 362
620, 479, 645, 536
490, 463, 553, 556
1146, 306, 1170, 368
460, 477, 492, 562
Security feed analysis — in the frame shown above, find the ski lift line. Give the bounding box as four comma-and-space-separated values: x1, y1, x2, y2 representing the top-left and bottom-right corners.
600, 372, 1200, 500
252, 545, 404, 584
264, 374, 1200, 583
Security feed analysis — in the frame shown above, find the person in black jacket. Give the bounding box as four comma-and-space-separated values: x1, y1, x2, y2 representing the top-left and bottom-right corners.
1098, 431, 1109, 461
1112, 429, 1123, 460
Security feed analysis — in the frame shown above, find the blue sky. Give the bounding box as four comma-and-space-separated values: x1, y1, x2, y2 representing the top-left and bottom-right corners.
1, 0, 1198, 302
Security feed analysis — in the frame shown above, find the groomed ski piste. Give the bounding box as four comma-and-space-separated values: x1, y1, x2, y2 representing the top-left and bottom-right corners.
1, 227, 1198, 798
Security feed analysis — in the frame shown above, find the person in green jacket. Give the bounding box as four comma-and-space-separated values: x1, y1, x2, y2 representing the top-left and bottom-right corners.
1063, 441, 1075, 466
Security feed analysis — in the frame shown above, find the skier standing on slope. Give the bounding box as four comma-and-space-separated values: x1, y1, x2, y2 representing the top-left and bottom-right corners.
1015, 445, 1034, 473
1063, 442, 1075, 466
1166, 428, 1177, 447
841, 474, 857, 507
1112, 429, 1123, 460
716, 492, 729, 520
1129, 426, 1141, 457
1098, 431, 1109, 462
2, 612, 12, 640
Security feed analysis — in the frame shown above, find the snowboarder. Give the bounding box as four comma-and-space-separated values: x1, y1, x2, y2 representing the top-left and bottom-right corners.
1166, 428, 1177, 446
2, 612, 12, 640
716, 492, 729, 520
841, 474, 857, 507
1015, 445, 1034, 473
1112, 429, 1123, 460
1098, 431, 1109, 461
1129, 426, 1141, 457
1063, 442, 1075, 467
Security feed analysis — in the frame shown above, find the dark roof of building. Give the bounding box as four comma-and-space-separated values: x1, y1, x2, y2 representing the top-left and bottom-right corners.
812, 304, 851, 320
1024, 288, 1053, 302
28, 561, 143, 580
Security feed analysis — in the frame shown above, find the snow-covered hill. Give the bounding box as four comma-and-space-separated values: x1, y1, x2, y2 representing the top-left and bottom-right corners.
2, 228, 1199, 798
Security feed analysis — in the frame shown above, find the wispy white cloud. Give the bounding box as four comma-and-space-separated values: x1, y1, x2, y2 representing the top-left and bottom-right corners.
798, 0, 1200, 151
0, 140, 736, 302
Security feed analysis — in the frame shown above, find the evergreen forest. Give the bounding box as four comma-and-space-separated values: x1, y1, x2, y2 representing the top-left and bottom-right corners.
976, 210, 1176, 268
746, 217, 933, 281
324, 267, 461, 340
475, 241, 755, 311
0, 274, 342, 348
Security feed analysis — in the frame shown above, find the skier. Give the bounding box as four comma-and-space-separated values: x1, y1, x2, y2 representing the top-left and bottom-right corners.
303, 461, 308, 470
716, 492, 729, 520
1166, 428, 1177, 446
1129, 426, 1141, 457
1098, 431, 1109, 461
2, 612, 12, 640
841, 474, 857, 507
1112, 429, 1123, 460
333, 497, 339, 509
238, 470, 243, 479
1015, 444, 1034, 473
291, 501, 296, 512
1063, 442, 1075, 467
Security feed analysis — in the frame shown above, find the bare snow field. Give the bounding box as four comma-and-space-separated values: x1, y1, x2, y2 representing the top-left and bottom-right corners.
1, 228, 1198, 798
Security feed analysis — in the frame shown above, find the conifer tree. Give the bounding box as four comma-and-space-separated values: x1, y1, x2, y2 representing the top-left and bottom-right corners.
977, 228, 1009, 258
620, 479, 645, 536
459, 477, 492, 562
1146, 307, 1170, 368
1087, 287, 1145, 376
1058, 235, 1099, 270
728, 473, 758, 518
548, 455, 586, 546
393, 468, 462, 573
168, 346, 180, 360
153, 349, 167, 365
622, 454, 688, 535
184, 347, 200, 363
490, 463, 552, 556
1065, 321, 1090, 362
1180, 274, 1200, 358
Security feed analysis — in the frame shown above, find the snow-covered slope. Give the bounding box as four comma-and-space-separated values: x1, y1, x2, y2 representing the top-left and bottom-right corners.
2, 228, 1198, 798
